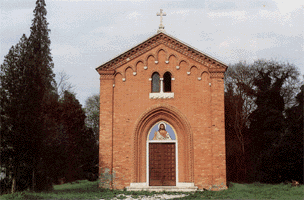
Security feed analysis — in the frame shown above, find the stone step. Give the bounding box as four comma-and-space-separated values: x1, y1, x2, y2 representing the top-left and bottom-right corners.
126, 185, 198, 192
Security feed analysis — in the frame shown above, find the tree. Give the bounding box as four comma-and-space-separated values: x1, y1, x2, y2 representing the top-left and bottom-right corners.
239, 60, 300, 183
225, 60, 302, 183
273, 85, 303, 183
0, 35, 34, 193
84, 94, 100, 142
0, 0, 55, 192
54, 70, 74, 98
224, 61, 258, 183
42, 91, 98, 183
26, 0, 55, 191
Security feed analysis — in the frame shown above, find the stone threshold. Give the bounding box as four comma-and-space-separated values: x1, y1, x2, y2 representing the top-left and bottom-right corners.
126, 182, 198, 192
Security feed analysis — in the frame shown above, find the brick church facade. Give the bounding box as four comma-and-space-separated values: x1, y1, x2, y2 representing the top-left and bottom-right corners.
96, 27, 228, 191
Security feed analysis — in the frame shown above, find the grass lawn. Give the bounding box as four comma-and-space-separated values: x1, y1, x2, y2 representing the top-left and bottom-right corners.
1, 180, 303, 199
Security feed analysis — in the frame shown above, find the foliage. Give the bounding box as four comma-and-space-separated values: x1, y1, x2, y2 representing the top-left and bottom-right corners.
0, 0, 98, 194
225, 60, 302, 184
267, 85, 303, 183
241, 60, 300, 183
41, 91, 98, 184
1, 180, 303, 200
225, 61, 258, 183
0, 0, 55, 193
84, 94, 100, 142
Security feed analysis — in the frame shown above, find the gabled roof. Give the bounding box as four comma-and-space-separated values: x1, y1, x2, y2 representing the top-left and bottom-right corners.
96, 31, 228, 71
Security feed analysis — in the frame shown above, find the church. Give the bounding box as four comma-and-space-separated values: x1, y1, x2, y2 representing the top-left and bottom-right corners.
96, 10, 228, 191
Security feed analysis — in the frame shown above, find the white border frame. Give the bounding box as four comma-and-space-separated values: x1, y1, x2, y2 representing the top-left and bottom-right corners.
146, 121, 178, 186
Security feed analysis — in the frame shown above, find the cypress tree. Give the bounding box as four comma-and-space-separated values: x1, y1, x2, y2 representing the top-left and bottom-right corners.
0, 35, 34, 193
0, 0, 55, 192
26, 0, 55, 191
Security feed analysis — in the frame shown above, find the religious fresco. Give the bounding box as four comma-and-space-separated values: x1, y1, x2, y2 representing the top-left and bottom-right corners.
149, 122, 176, 140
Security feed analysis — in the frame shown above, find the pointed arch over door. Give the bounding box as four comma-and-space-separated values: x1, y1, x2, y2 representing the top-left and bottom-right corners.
132, 104, 194, 184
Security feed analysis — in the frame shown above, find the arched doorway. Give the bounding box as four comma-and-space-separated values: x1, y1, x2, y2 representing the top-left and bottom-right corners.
132, 104, 194, 186
147, 121, 177, 186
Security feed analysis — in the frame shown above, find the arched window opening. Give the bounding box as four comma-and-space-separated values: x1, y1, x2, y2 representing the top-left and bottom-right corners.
163, 72, 172, 92
151, 72, 160, 92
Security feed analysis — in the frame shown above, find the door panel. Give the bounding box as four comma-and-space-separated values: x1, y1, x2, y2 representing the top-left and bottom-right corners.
149, 143, 176, 186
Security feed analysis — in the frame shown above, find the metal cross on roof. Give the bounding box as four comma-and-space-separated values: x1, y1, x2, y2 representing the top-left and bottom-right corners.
157, 9, 166, 33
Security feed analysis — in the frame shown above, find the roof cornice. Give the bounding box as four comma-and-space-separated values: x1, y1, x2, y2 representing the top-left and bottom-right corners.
96, 32, 228, 72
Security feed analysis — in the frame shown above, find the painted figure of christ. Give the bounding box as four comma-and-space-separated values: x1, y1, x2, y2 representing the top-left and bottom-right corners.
153, 123, 172, 140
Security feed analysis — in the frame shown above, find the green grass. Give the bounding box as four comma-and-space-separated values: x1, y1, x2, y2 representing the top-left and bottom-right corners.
184, 182, 304, 200
1, 180, 303, 200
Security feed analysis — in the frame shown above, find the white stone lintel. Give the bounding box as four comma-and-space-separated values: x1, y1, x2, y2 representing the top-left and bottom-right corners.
149, 92, 174, 99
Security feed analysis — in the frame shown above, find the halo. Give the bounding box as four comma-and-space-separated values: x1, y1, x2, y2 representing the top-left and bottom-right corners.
157, 122, 167, 129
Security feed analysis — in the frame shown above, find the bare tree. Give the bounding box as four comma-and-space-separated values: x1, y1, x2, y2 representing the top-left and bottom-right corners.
54, 71, 74, 98
225, 61, 258, 155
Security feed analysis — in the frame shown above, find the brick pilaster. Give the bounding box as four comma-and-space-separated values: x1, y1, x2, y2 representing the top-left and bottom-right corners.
98, 70, 115, 188
210, 70, 227, 189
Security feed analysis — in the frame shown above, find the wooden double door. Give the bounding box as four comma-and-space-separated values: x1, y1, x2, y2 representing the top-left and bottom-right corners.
149, 143, 176, 186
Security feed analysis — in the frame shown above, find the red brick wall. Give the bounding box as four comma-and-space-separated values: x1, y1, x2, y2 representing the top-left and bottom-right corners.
98, 44, 227, 190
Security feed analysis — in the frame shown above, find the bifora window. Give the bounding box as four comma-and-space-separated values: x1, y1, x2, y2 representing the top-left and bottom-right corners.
149, 71, 174, 99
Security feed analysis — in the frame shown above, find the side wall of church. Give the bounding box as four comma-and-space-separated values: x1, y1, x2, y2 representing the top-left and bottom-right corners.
98, 44, 226, 190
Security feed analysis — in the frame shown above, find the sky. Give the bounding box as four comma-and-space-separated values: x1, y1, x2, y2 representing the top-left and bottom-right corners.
1, 0, 303, 106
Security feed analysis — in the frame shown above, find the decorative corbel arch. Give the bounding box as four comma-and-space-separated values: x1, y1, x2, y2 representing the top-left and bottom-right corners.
123, 65, 136, 79
135, 60, 144, 70
200, 71, 210, 79
167, 54, 179, 65
156, 48, 168, 62
198, 71, 211, 82
145, 54, 156, 65
114, 72, 123, 83
188, 65, 198, 74
178, 60, 189, 70
132, 104, 194, 183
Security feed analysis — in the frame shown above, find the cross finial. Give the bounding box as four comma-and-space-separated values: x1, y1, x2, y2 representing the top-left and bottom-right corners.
157, 9, 166, 33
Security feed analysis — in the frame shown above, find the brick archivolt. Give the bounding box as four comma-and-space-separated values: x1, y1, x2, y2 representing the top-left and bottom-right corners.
132, 104, 194, 183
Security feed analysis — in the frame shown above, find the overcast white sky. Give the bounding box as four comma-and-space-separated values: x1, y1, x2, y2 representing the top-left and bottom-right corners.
1, 0, 303, 106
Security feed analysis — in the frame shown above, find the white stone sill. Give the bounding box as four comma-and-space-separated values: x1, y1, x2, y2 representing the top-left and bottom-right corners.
149, 92, 174, 99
